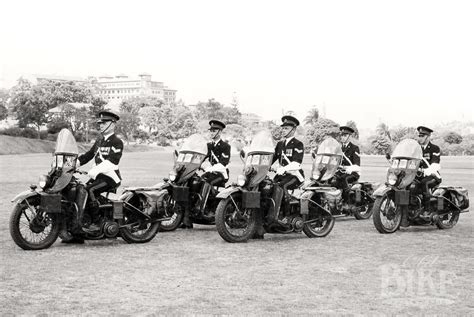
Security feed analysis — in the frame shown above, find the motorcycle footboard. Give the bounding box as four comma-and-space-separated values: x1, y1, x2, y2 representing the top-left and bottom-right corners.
394, 190, 409, 206
242, 190, 260, 209
40, 193, 62, 213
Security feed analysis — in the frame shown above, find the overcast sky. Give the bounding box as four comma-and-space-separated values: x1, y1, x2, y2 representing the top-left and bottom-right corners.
1, 0, 473, 129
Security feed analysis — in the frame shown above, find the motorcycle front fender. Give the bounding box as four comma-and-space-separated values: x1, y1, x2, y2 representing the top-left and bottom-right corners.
373, 184, 392, 197
216, 186, 241, 199
11, 190, 40, 204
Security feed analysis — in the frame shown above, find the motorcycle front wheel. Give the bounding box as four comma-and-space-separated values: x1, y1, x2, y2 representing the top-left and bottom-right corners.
9, 197, 60, 250
372, 194, 401, 233
120, 194, 160, 243
215, 192, 257, 243
158, 192, 184, 232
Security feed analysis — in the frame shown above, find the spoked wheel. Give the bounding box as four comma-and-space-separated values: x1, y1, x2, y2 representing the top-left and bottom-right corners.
120, 194, 160, 243
215, 192, 257, 243
158, 192, 184, 232
9, 197, 60, 250
436, 211, 459, 229
353, 201, 374, 220
303, 201, 335, 238
372, 193, 401, 233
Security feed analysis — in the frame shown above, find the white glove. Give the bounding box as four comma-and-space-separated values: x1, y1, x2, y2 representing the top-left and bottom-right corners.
204, 165, 213, 173
276, 167, 286, 175
345, 165, 361, 174
76, 160, 81, 168
88, 170, 98, 179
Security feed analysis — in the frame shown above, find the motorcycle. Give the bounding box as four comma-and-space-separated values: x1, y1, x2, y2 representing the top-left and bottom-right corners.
372, 138, 469, 233
215, 130, 335, 243
9, 129, 162, 250
153, 134, 227, 231
303, 137, 376, 220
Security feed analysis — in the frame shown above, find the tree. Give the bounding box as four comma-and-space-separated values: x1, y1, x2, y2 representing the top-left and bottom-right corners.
443, 131, 463, 144
370, 134, 392, 154
304, 107, 319, 126
0, 88, 9, 121
376, 122, 391, 140
304, 118, 339, 150
345, 120, 359, 139
390, 125, 416, 143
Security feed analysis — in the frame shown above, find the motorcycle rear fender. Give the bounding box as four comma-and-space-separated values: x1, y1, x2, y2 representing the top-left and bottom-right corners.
11, 190, 40, 204
373, 184, 392, 197
216, 186, 241, 199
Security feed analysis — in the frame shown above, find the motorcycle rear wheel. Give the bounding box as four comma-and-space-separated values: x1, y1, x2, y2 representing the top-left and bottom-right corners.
436, 211, 459, 229
353, 202, 374, 220
10, 197, 60, 250
372, 194, 401, 233
302, 203, 335, 238
120, 194, 160, 243
215, 192, 257, 243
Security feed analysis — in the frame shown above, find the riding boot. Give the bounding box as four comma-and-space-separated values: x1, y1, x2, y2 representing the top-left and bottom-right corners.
400, 206, 409, 227
266, 185, 284, 223
182, 206, 193, 229
82, 201, 101, 233
200, 182, 213, 215
252, 210, 265, 239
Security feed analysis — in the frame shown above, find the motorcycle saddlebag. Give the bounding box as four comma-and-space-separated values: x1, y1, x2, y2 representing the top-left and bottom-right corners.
39, 192, 62, 213
172, 186, 189, 203
394, 189, 409, 206
242, 190, 260, 209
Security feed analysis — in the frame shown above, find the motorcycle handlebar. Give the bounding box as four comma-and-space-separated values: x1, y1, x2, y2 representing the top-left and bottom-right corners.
75, 169, 88, 175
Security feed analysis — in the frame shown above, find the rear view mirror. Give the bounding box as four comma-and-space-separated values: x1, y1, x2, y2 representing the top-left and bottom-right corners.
173, 149, 179, 162
311, 151, 316, 159
385, 153, 391, 161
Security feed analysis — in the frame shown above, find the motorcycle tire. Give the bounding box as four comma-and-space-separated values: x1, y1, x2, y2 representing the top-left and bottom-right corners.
215, 192, 257, 243
372, 194, 401, 234
435, 211, 459, 229
353, 202, 374, 220
158, 192, 184, 232
120, 194, 160, 243
10, 197, 60, 250
302, 201, 335, 238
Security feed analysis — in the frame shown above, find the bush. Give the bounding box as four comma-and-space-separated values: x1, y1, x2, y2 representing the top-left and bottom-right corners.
0, 127, 39, 139
47, 120, 69, 134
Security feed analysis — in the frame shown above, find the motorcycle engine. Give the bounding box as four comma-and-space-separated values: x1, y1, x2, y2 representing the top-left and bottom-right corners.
103, 221, 119, 238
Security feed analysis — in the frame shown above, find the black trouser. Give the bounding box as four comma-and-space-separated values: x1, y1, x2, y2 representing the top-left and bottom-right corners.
199, 172, 227, 212
335, 171, 360, 202
419, 175, 441, 207
85, 174, 119, 223
267, 173, 303, 221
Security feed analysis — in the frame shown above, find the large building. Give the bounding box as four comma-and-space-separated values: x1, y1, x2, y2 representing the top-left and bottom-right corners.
32, 73, 177, 109
96, 73, 176, 107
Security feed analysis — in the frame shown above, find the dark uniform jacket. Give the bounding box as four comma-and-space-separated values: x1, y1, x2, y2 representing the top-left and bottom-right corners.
420, 142, 441, 168
207, 139, 231, 166
273, 137, 305, 175
78, 134, 123, 183
341, 142, 360, 167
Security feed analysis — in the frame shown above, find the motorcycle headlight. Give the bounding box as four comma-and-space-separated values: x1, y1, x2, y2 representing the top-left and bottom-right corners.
312, 170, 321, 180
169, 170, 177, 182
39, 175, 48, 189
387, 173, 398, 186
237, 174, 247, 186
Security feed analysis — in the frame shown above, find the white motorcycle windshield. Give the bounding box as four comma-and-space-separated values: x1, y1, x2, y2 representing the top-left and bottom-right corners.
55, 129, 78, 155
180, 134, 208, 155
391, 139, 423, 159
317, 137, 343, 156
247, 130, 275, 154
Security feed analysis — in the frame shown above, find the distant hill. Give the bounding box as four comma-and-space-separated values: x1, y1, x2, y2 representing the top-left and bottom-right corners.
0, 135, 164, 155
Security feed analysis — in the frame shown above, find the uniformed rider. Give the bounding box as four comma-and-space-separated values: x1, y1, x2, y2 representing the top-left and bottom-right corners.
334, 126, 361, 207
416, 126, 442, 210
267, 115, 305, 226
182, 119, 231, 228
78, 111, 123, 233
